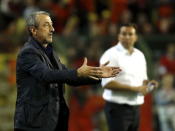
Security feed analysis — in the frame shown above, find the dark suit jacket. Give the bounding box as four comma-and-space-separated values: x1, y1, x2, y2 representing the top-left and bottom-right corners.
14, 37, 100, 131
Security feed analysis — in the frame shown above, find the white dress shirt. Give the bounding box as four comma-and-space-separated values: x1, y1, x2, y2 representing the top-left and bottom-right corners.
100, 43, 148, 105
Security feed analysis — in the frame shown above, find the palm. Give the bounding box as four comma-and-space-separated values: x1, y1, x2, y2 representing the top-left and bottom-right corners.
101, 66, 120, 78
78, 58, 121, 78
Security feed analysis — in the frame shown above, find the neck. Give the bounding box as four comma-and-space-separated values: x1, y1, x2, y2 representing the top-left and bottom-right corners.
32, 36, 48, 48
128, 47, 134, 54
38, 40, 48, 48
121, 43, 134, 54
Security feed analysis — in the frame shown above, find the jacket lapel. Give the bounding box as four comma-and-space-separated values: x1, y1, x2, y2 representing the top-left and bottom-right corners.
28, 37, 54, 69
28, 37, 63, 70
39, 49, 54, 69
52, 51, 62, 70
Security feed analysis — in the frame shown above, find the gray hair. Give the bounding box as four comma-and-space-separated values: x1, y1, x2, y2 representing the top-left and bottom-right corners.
26, 11, 50, 27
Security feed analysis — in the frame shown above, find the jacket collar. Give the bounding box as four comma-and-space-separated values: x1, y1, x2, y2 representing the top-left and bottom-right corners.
27, 36, 62, 70
28, 37, 41, 49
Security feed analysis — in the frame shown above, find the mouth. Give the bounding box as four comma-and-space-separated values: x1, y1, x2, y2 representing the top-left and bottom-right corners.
123, 40, 131, 44
48, 33, 53, 37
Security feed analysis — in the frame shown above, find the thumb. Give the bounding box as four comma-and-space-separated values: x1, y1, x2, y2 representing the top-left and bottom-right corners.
102, 61, 110, 67
83, 57, 87, 66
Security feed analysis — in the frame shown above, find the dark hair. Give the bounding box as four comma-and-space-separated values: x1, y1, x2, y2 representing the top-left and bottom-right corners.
119, 23, 137, 34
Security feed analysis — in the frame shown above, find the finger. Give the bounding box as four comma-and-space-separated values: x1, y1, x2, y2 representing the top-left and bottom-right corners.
143, 80, 149, 85
83, 57, 87, 65
112, 67, 121, 70
150, 80, 157, 83
154, 82, 159, 88
149, 80, 159, 87
110, 71, 120, 77
111, 74, 117, 77
102, 61, 110, 67
106, 67, 121, 72
114, 68, 122, 73
112, 70, 120, 75
112, 68, 121, 73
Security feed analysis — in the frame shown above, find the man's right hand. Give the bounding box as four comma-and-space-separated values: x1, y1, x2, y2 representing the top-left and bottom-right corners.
137, 80, 159, 95
77, 58, 121, 79
137, 85, 149, 95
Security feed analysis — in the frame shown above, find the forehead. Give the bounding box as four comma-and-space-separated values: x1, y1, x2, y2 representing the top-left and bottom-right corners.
35, 14, 52, 24
120, 26, 136, 34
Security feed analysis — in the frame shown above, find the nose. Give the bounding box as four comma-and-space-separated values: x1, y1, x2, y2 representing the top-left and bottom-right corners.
50, 25, 55, 32
125, 34, 131, 39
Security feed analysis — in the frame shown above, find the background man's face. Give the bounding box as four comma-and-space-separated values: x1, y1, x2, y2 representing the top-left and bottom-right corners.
33, 14, 54, 44
118, 26, 137, 49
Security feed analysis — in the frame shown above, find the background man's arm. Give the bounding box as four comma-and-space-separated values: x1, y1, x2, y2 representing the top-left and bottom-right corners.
103, 80, 149, 95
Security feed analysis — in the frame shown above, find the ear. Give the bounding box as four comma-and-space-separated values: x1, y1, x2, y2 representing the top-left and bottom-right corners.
29, 26, 37, 36
134, 34, 138, 42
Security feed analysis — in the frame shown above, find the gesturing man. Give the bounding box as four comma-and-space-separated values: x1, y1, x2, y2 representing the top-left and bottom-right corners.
14, 11, 120, 131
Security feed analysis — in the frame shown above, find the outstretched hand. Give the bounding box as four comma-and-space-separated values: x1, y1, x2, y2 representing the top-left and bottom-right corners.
77, 58, 121, 79
100, 61, 121, 78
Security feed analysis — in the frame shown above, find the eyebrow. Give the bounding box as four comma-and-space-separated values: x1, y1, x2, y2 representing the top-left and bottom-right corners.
44, 21, 53, 25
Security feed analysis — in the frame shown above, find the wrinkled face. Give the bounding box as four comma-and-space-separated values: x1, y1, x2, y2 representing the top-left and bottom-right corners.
31, 14, 54, 44
118, 26, 137, 49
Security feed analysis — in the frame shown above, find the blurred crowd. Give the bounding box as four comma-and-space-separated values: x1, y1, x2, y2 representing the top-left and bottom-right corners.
1, 0, 175, 131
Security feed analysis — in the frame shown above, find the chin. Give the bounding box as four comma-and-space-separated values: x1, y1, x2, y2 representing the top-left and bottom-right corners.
47, 39, 53, 43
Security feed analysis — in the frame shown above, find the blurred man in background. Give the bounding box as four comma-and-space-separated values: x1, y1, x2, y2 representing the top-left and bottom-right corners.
14, 11, 121, 131
100, 23, 158, 131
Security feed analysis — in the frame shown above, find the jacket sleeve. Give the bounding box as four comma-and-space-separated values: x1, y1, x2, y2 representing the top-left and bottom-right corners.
18, 48, 78, 84
18, 48, 100, 85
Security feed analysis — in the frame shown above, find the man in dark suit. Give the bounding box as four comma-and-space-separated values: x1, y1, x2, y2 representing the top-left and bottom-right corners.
14, 11, 120, 131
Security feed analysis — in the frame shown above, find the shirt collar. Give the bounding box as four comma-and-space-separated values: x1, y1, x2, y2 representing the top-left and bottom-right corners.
116, 42, 135, 55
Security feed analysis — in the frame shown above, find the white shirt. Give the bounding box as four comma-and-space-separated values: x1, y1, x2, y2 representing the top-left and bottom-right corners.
100, 43, 148, 105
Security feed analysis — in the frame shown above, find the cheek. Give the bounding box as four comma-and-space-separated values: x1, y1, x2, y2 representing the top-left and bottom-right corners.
36, 31, 46, 39
39, 31, 47, 37
133, 37, 137, 42
37, 32, 43, 37
38, 28, 47, 35
118, 36, 124, 41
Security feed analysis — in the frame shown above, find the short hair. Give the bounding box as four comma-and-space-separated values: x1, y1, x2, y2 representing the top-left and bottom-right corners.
26, 11, 50, 36
119, 23, 137, 34
26, 11, 50, 28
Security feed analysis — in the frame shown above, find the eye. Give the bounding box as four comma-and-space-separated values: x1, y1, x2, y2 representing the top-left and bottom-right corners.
121, 32, 134, 36
44, 23, 49, 27
128, 33, 134, 36
43, 22, 53, 28
121, 32, 127, 36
